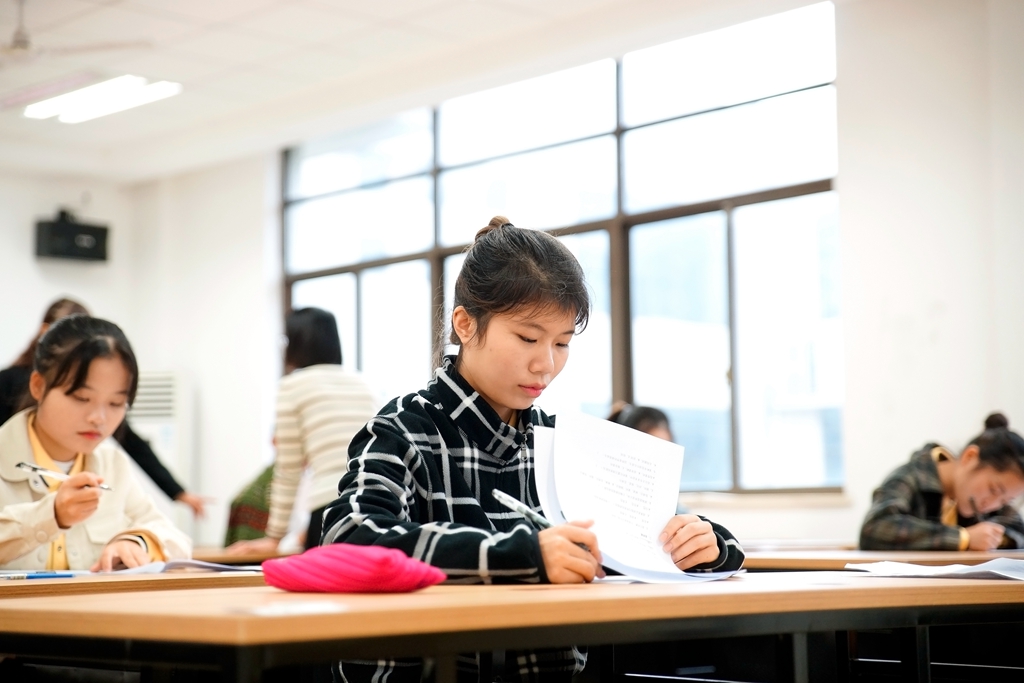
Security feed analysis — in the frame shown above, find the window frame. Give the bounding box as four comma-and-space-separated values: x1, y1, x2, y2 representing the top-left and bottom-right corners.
280, 63, 839, 495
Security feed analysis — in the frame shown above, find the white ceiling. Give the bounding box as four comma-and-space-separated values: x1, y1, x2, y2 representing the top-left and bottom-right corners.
0, 0, 812, 182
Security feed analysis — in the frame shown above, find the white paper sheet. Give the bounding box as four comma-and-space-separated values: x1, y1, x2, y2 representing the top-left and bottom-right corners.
533, 426, 566, 525
845, 558, 1024, 580
552, 411, 685, 575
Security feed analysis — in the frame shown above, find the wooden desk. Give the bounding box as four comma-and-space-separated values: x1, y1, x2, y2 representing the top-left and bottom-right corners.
1, 572, 1023, 682
744, 549, 1024, 571
0, 571, 266, 599
192, 546, 293, 565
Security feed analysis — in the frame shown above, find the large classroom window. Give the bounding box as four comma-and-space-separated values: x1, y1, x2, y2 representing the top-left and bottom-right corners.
283, 3, 842, 493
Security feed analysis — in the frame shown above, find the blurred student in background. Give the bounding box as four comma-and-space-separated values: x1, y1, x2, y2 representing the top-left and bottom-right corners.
0, 298, 206, 517
608, 401, 673, 442
226, 307, 378, 554
861, 413, 1024, 551
0, 316, 190, 570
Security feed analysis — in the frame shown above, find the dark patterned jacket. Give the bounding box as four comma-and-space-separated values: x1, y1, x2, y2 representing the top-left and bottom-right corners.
323, 357, 743, 683
860, 444, 1024, 550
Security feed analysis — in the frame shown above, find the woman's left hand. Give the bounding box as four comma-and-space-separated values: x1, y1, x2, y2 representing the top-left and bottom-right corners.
659, 514, 720, 571
91, 539, 151, 572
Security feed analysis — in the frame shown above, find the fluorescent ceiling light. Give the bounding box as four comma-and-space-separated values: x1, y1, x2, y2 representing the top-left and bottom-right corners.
23, 74, 181, 124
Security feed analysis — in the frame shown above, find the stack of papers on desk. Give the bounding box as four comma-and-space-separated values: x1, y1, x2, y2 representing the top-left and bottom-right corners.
846, 558, 1024, 580
536, 412, 738, 584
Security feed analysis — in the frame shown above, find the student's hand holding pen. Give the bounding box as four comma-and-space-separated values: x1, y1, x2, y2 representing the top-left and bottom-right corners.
539, 521, 605, 583
660, 514, 720, 571
54, 473, 105, 529
965, 522, 1005, 550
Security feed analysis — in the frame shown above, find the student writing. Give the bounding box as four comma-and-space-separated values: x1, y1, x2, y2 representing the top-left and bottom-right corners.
0, 315, 190, 571
860, 412, 1024, 550
322, 217, 744, 683
0, 298, 207, 517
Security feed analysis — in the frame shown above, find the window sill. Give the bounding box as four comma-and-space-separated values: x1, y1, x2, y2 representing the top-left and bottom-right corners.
678, 490, 853, 510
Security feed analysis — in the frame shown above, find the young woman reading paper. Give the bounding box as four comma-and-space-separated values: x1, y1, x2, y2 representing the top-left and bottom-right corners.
322, 217, 744, 683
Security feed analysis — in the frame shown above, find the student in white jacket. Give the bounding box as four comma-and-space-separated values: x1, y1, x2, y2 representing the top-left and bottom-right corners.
0, 315, 190, 571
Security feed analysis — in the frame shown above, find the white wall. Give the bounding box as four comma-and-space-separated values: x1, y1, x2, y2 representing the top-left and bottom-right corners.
989, 0, 1024, 429
125, 155, 282, 545
0, 173, 134, 364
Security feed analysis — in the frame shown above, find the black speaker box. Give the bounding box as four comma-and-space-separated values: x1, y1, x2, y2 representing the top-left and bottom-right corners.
36, 211, 108, 262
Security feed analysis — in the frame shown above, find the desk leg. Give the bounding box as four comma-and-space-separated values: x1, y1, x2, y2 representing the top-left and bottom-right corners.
434, 654, 457, 683
224, 646, 263, 683
791, 633, 809, 683
835, 631, 851, 683
898, 626, 931, 683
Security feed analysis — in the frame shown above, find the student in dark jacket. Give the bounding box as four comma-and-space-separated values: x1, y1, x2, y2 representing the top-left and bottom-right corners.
860, 413, 1024, 551
323, 217, 744, 683
0, 298, 205, 517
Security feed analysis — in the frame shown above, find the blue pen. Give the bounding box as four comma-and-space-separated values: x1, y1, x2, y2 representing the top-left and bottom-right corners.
1, 572, 77, 580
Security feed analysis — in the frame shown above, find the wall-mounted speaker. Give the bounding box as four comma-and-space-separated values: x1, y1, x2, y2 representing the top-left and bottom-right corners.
36, 210, 108, 262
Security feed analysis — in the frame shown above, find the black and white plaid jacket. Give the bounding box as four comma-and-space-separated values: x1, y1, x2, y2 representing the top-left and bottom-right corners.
322, 356, 744, 682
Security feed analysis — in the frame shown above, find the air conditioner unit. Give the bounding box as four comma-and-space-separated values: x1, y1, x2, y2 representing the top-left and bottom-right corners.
125, 372, 195, 538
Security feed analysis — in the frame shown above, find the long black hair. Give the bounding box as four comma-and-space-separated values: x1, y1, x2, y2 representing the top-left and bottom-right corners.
968, 413, 1024, 475
448, 216, 590, 357
284, 307, 343, 370
11, 298, 89, 368
21, 315, 139, 409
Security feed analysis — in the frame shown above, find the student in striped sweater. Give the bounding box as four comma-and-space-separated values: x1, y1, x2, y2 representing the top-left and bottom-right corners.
323, 217, 744, 683
227, 307, 379, 554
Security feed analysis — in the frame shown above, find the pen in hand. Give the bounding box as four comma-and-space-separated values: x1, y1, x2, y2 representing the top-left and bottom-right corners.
16, 462, 113, 492
491, 489, 595, 553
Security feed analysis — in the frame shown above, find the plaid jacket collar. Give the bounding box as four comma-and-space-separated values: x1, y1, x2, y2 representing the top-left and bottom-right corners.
429, 355, 532, 463
910, 444, 947, 495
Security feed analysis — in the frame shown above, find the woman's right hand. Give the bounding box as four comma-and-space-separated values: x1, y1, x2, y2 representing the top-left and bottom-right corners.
966, 521, 1005, 550
538, 520, 604, 583
53, 473, 104, 529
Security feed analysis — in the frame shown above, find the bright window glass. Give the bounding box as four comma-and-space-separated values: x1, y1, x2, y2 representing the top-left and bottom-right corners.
286, 109, 433, 199
291, 274, 358, 373
438, 60, 616, 167
439, 136, 617, 246
630, 213, 732, 491
733, 192, 843, 489
622, 3, 835, 127
360, 260, 432, 402
623, 86, 837, 213
442, 253, 466, 360
537, 231, 611, 419
286, 176, 434, 274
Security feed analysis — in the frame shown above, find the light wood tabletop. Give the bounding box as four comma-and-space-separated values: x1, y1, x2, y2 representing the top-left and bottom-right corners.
192, 546, 294, 565
1, 571, 1023, 646
743, 549, 1024, 570
0, 571, 266, 599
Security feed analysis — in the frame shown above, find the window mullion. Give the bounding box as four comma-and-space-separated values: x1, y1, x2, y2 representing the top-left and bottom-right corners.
725, 203, 741, 492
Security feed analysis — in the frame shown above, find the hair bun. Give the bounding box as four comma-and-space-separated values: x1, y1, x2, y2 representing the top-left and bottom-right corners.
474, 216, 514, 242
985, 412, 1009, 430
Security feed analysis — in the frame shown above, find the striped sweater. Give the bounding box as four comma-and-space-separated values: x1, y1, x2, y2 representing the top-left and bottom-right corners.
322, 357, 744, 683
265, 364, 378, 540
